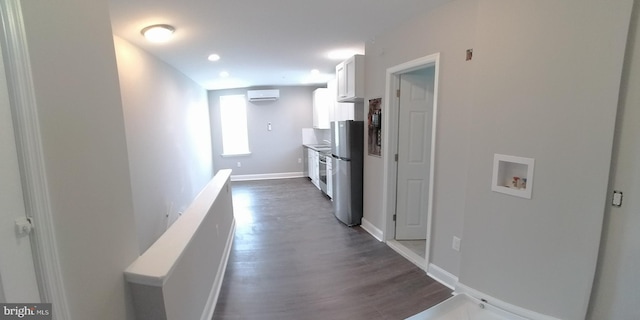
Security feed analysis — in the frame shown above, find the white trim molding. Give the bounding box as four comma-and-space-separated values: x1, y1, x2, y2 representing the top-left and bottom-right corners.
360, 218, 384, 242
455, 283, 563, 320
381, 53, 441, 267
230, 172, 304, 181
0, 272, 5, 303
0, 1, 71, 318
386, 240, 427, 271
426, 263, 458, 290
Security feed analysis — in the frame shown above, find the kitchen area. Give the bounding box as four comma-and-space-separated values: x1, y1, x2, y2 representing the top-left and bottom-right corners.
303, 55, 365, 226
303, 143, 331, 196
210, 54, 367, 227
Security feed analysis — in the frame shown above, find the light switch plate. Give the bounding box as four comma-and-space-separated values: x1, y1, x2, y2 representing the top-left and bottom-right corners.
612, 190, 623, 207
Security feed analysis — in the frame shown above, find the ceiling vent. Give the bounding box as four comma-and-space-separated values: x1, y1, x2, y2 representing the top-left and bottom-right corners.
247, 89, 279, 102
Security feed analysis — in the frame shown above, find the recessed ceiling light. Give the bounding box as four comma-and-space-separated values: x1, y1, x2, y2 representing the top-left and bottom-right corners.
219, 71, 229, 78
141, 24, 175, 43
311, 69, 320, 75
208, 54, 221, 62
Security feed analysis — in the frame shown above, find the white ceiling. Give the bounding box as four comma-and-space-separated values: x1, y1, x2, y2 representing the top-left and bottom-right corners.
108, 0, 448, 90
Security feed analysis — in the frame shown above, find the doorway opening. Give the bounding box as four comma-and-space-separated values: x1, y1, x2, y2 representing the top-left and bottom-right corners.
381, 54, 440, 271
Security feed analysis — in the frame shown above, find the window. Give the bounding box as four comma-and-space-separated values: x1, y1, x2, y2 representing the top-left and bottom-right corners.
219, 94, 250, 156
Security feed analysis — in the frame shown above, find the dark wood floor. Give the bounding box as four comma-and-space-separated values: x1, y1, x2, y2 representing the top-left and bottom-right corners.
213, 178, 451, 320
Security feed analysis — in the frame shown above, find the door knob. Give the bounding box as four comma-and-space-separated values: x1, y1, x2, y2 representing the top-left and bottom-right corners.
15, 216, 33, 236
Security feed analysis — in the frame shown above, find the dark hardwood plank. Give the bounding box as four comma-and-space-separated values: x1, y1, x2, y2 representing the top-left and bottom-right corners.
213, 178, 451, 320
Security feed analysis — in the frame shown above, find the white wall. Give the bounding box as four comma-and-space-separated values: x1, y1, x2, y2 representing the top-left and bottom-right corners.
209, 86, 317, 176
363, 0, 634, 319
588, 1, 640, 319
114, 36, 213, 253
459, 1, 631, 319
19, 0, 139, 319
363, 0, 477, 276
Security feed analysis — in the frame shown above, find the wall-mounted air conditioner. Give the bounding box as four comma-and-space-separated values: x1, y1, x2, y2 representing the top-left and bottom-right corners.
247, 89, 280, 102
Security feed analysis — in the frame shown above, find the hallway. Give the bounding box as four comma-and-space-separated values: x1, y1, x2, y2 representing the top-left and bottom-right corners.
213, 178, 451, 319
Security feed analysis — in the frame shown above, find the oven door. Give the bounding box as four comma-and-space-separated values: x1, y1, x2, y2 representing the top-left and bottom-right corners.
318, 154, 327, 193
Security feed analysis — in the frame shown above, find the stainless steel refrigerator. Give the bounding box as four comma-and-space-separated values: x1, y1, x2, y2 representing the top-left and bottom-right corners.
330, 120, 364, 226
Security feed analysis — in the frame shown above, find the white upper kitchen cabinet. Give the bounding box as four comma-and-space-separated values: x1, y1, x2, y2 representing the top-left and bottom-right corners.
312, 88, 331, 129
335, 54, 364, 102
334, 101, 354, 121
327, 79, 355, 121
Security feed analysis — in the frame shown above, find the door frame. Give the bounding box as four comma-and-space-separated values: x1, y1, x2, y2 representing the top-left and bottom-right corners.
0, 1, 70, 317
0, 271, 5, 302
381, 53, 440, 267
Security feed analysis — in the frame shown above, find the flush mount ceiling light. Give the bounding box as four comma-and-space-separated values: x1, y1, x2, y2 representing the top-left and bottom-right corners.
208, 54, 221, 62
141, 24, 175, 43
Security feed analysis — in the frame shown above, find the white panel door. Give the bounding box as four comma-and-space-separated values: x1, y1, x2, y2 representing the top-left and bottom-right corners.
395, 68, 434, 240
0, 41, 40, 302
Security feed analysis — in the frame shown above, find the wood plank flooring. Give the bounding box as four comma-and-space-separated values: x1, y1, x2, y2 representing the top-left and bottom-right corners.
213, 178, 451, 320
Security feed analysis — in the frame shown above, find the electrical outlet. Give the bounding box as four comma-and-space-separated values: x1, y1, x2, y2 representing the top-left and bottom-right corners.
452, 236, 461, 252
237, 162, 241, 168
298, 158, 302, 163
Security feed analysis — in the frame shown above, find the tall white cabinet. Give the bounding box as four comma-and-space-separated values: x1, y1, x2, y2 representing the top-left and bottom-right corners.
313, 81, 355, 126
312, 88, 331, 129
327, 79, 354, 121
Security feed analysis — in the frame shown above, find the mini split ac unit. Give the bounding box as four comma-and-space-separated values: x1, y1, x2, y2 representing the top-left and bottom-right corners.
247, 89, 279, 102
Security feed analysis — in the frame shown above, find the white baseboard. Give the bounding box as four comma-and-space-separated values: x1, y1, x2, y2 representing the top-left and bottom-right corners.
426, 263, 458, 290
201, 218, 236, 320
360, 218, 384, 241
386, 240, 427, 271
455, 283, 562, 320
230, 172, 304, 181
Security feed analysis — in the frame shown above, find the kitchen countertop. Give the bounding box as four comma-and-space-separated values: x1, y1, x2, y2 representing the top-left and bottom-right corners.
303, 144, 331, 152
